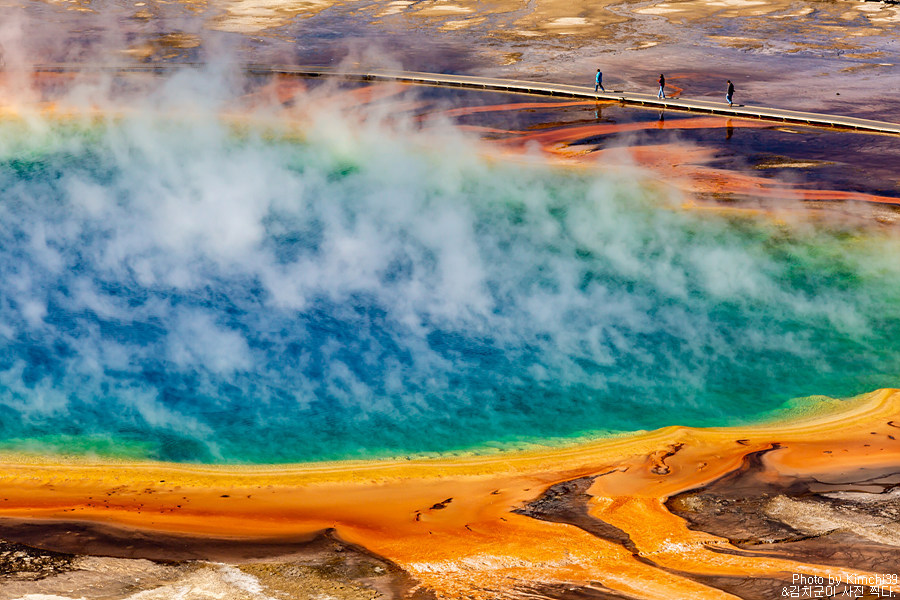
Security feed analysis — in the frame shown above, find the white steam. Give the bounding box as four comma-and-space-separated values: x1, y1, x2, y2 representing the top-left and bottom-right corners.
0, 40, 897, 461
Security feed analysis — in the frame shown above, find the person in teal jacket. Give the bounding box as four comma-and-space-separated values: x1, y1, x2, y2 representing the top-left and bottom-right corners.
595, 69, 605, 92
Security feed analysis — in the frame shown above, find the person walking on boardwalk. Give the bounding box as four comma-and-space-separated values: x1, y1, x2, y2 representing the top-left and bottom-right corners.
657, 74, 666, 99
595, 69, 605, 92
726, 79, 735, 106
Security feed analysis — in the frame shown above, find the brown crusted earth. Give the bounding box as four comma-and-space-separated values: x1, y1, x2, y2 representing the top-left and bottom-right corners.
7, 0, 900, 118
0, 527, 435, 600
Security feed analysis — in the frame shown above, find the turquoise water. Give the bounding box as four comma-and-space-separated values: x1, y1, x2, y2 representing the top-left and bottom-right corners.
0, 111, 899, 464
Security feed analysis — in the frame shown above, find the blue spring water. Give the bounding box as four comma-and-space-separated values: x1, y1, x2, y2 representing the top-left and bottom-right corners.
0, 111, 898, 464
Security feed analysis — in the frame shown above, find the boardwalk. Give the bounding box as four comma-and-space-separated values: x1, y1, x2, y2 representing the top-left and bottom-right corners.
32, 63, 900, 136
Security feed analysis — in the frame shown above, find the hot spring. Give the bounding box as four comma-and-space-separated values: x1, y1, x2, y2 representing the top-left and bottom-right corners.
1, 75, 899, 464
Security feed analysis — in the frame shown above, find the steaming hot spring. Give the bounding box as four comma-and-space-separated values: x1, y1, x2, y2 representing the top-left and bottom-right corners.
1, 68, 899, 465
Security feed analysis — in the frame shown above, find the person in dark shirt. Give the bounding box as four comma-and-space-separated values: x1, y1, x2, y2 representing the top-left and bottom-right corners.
726, 80, 735, 106
657, 74, 666, 99
595, 69, 605, 92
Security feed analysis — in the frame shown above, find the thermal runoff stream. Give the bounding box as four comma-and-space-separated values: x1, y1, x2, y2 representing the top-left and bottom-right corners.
1, 76, 899, 464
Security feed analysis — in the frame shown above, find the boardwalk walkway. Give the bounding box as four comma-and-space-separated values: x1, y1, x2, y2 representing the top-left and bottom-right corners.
32, 64, 900, 136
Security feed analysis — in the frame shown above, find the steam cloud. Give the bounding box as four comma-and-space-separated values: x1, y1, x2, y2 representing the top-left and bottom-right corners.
0, 30, 899, 462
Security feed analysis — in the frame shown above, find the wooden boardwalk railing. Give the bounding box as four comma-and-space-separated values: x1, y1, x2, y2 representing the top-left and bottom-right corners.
29, 63, 900, 136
